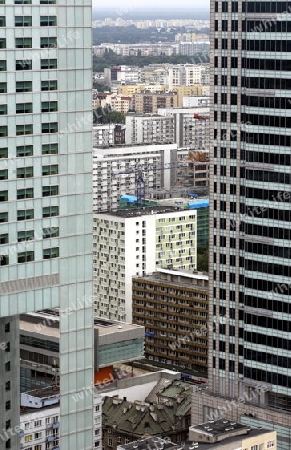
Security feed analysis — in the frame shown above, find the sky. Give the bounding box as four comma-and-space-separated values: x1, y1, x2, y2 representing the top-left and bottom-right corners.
94, 0, 207, 8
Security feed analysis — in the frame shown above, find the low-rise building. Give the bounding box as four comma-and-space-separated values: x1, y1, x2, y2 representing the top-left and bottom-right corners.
132, 269, 208, 373
19, 311, 145, 391
102, 380, 192, 450
93, 206, 197, 322
20, 390, 102, 450
117, 425, 276, 450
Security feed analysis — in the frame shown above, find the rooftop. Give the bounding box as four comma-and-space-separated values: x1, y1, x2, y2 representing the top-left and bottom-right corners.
95, 205, 186, 218
20, 311, 144, 338
119, 428, 275, 450
190, 418, 246, 437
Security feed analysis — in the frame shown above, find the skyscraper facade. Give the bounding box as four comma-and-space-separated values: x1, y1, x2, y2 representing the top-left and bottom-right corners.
199, 0, 291, 448
0, 0, 94, 448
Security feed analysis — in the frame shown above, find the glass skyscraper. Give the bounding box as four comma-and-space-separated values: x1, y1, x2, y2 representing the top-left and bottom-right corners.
193, 1, 291, 448
0, 0, 94, 448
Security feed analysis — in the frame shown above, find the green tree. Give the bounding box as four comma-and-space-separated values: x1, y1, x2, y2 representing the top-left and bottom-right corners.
196, 244, 209, 272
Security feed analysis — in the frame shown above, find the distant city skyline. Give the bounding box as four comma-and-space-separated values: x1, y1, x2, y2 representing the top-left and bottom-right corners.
93, 1, 208, 9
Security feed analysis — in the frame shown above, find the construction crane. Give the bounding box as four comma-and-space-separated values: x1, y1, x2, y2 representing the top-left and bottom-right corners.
111, 161, 205, 207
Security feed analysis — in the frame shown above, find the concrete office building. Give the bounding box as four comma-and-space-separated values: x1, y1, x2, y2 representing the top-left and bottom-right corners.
191, 1, 291, 449
93, 207, 197, 322
132, 269, 208, 373
0, 0, 94, 447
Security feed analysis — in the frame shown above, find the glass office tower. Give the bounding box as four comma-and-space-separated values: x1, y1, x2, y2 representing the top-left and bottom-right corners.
0, 0, 94, 448
206, 0, 291, 447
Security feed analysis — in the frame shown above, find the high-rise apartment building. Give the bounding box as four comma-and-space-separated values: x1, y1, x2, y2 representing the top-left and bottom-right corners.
191, 1, 291, 449
0, 1, 93, 448
93, 207, 197, 322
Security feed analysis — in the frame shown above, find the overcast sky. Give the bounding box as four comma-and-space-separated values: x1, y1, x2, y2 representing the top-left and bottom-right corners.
94, 0, 208, 8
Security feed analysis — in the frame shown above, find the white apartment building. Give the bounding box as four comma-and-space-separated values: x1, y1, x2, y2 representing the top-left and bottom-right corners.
168, 64, 210, 88
93, 125, 115, 147
183, 96, 210, 108
158, 107, 210, 150
20, 393, 102, 450
104, 66, 143, 86
92, 144, 178, 212
93, 207, 197, 322
125, 114, 175, 145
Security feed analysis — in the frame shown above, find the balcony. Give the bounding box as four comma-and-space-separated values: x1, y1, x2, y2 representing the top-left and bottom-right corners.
52, 422, 60, 429
47, 436, 55, 442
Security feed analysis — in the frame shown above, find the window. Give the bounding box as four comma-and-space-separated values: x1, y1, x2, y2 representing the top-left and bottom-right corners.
17, 209, 34, 221
1, 255, 9, 266
16, 60, 32, 70
0, 212, 8, 222
15, 0, 32, 3
0, 190, 8, 201
40, 37, 57, 48
0, 82, 6, 93
15, 16, 32, 26
5, 342, 10, 352
0, 234, 8, 245
16, 145, 33, 157
0, 60, 6, 71
42, 206, 59, 217
41, 59, 57, 69
15, 37, 32, 48
108, 438, 113, 447
41, 101, 58, 112
16, 103, 33, 114
24, 435, 32, 442
18, 251, 34, 263
42, 186, 58, 197
34, 420, 42, 427
17, 167, 33, 178
41, 80, 57, 91
0, 38, 6, 48
5, 362, 10, 372
267, 443, 275, 449
0, 148, 7, 158
0, 16, 5, 26
42, 122, 58, 133
16, 81, 32, 92
42, 143, 58, 154
5, 381, 10, 391
40, 16, 57, 26
5, 323, 9, 332
40, 0, 56, 3
0, 170, 7, 180
43, 227, 59, 239
17, 188, 33, 199
43, 247, 59, 259
42, 165, 58, 175
0, 126, 7, 137
34, 432, 42, 439
0, 105, 7, 115
16, 124, 33, 135
18, 230, 34, 242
